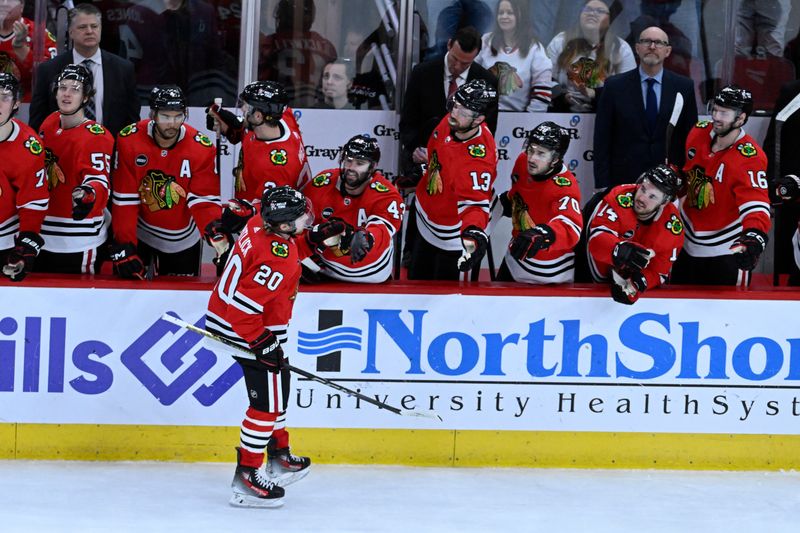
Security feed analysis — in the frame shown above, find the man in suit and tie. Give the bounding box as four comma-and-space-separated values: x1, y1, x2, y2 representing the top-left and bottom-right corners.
593, 26, 697, 191
28, 3, 139, 137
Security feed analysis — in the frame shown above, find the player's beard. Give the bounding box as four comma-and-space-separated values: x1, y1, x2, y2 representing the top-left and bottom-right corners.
342, 168, 370, 193
155, 124, 180, 142
712, 119, 739, 138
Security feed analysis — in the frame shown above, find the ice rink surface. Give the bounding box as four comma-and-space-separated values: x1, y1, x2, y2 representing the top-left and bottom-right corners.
0, 461, 797, 533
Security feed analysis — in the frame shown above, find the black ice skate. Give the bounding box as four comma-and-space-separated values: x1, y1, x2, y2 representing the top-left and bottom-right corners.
230, 448, 285, 508
266, 440, 311, 487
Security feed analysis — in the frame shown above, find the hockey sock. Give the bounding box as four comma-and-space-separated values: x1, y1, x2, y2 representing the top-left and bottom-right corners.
271, 412, 290, 449
239, 407, 277, 467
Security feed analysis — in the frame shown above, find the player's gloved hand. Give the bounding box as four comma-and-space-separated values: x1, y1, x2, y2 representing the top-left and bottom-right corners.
71, 185, 96, 220
509, 224, 555, 260
730, 228, 768, 271
249, 329, 284, 373
498, 191, 512, 218
349, 228, 374, 264
206, 103, 244, 143
204, 219, 234, 275
306, 218, 349, 251
610, 270, 647, 305
457, 226, 488, 272
220, 198, 255, 234
775, 174, 800, 201
2, 232, 44, 282
611, 241, 654, 276
109, 242, 146, 280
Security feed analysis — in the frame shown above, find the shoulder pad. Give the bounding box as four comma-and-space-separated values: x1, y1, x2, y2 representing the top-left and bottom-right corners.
467, 143, 486, 158
665, 213, 683, 235
553, 175, 572, 187
616, 192, 633, 208
194, 133, 213, 147
736, 142, 758, 158
269, 148, 288, 165
86, 123, 107, 135
312, 172, 332, 187
696, 120, 711, 128
119, 124, 138, 137
271, 240, 290, 258
370, 181, 390, 193
24, 136, 43, 156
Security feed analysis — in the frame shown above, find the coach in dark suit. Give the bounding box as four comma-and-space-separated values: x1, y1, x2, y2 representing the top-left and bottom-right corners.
29, 3, 139, 136
593, 26, 697, 190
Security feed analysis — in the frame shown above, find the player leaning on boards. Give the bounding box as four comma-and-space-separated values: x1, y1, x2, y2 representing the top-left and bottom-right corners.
36, 64, 113, 274
496, 121, 582, 283
586, 164, 684, 305
110, 86, 230, 278
300, 135, 404, 283
206, 186, 314, 508
671, 85, 771, 286
0, 72, 48, 282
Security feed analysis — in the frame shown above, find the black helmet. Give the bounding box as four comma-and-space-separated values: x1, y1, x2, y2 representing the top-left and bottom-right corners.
637, 164, 681, 200
239, 81, 289, 121
713, 85, 753, 117
450, 79, 496, 115
149, 86, 187, 112
261, 185, 310, 226
341, 135, 380, 165
0, 72, 21, 100
524, 121, 570, 161
55, 64, 95, 98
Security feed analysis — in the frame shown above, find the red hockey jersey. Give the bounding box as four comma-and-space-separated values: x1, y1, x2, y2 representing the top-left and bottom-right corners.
112, 120, 221, 253
503, 155, 583, 283
38, 113, 114, 252
415, 116, 497, 251
301, 169, 404, 283
587, 184, 685, 289
206, 215, 301, 349
0, 19, 57, 102
681, 122, 771, 257
0, 120, 48, 250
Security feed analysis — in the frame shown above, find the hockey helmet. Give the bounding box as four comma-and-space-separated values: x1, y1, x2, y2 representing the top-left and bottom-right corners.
239, 81, 289, 122
341, 135, 380, 165
0, 72, 21, 100
637, 164, 681, 201
449, 79, 496, 116
261, 185, 313, 233
149, 86, 187, 112
524, 121, 570, 161
713, 85, 753, 117
55, 64, 95, 98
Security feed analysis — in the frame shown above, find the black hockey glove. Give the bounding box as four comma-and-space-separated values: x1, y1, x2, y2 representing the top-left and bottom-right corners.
109, 242, 146, 280
498, 191, 512, 218
775, 174, 800, 201
611, 241, 653, 276
457, 226, 488, 272
306, 218, 350, 251
206, 103, 244, 143
349, 228, 374, 264
220, 198, 255, 234
71, 185, 96, 221
611, 271, 647, 305
2, 232, 44, 282
730, 228, 768, 271
509, 224, 555, 260
249, 329, 284, 373
204, 219, 234, 275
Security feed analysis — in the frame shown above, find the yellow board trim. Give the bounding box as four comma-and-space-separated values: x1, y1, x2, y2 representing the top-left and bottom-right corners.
1, 424, 798, 470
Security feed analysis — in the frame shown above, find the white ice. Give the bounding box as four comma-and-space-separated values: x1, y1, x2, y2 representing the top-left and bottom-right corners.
0, 461, 797, 533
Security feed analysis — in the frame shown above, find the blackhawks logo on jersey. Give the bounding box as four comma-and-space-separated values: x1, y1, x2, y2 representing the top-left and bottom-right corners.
616, 193, 633, 208
139, 170, 186, 211
271, 241, 289, 258
25, 136, 43, 156
696, 120, 711, 128
686, 165, 715, 209
312, 172, 331, 187
467, 144, 486, 158
666, 214, 683, 235
270, 149, 288, 165
194, 133, 212, 147
44, 148, 65, 190
119, 124, 138, 137
511, 192, 535, 232
554, 176, 572, 187
85, 123, 106, 135
737, 142, 758, 158
426, 150, 443, 195
371, 181, 389, 193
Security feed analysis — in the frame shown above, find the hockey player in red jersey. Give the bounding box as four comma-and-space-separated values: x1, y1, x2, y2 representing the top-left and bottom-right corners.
672, 85, 771, 286
36, 64, 113, 274
0, 0, 57, 101
301, 135, 404, 283
206, 186, 314, 508
409, 79, 498, 280
586, 164, 685, 304
497, 121, 582, 284
0, 72, 48, 281
111, 86, 228, 278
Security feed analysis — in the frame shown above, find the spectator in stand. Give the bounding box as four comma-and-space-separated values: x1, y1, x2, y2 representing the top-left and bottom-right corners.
0, 0, 56, 102
546, 0, 636, 113
428, 0, 493, 60
475, 0, 551, 112
736, 0, 791, 58
316, 60, 355, 110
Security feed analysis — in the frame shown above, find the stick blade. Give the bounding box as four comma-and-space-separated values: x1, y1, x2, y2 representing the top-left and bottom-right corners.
776, 92, 800, 123
669, 92, 684, 127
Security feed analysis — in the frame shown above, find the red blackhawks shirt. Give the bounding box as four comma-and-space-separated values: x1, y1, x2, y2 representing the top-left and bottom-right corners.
38, 113, 114, 252
681, 122, 771, 257
503, 156, 583, 283
587, 184, 685, 289
206, 216, 302, 349
232, 111, 310, 204
0, 19, 57, 102
112, 120, 221, 253
301, 169, 404, 283
415, 117, 497, 251
0, 119, 48, 250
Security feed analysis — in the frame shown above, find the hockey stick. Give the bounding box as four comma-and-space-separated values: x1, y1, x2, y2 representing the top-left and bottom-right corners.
771, 91, 800, 285
664, 92, 684, 165
160, 313, 443, 421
